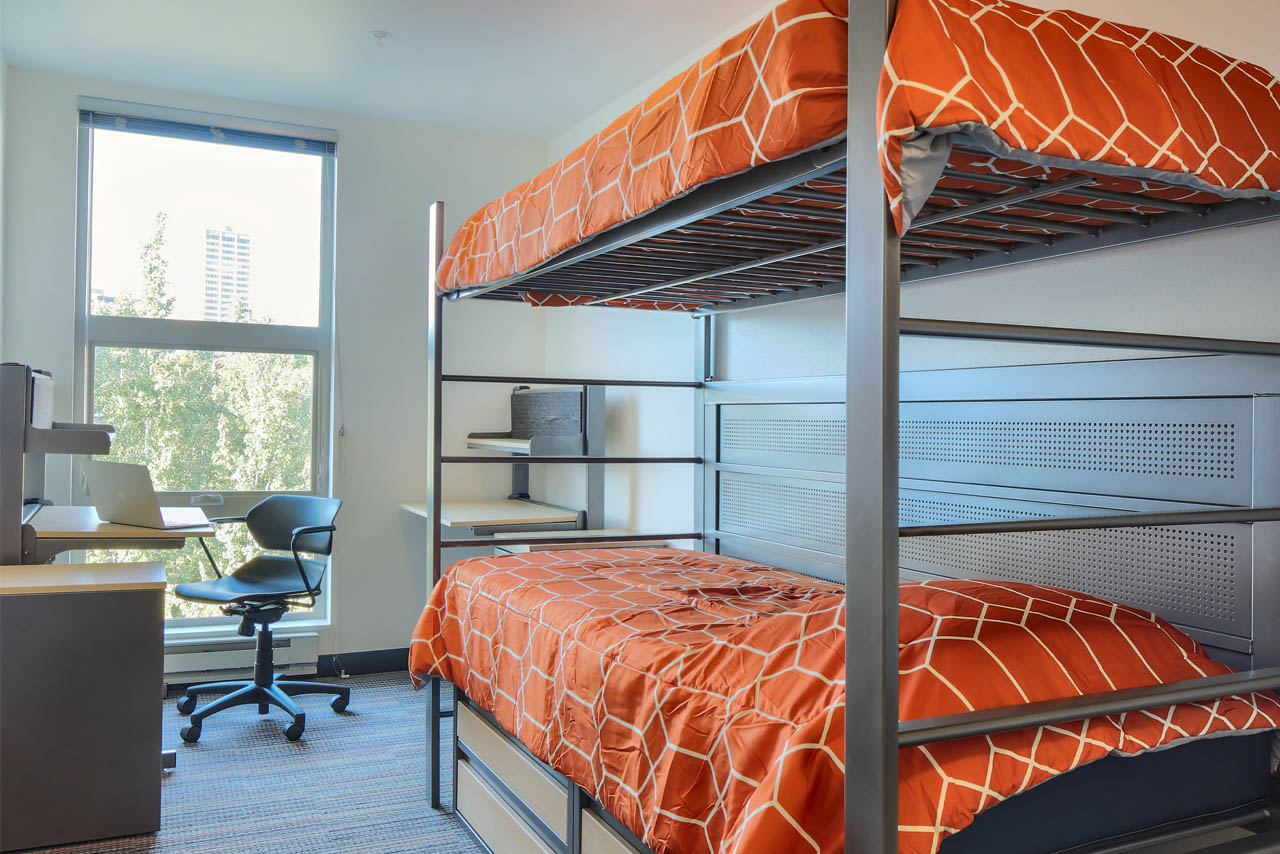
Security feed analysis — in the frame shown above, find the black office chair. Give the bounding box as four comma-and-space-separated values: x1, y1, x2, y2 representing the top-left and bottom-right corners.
174, 495, 345, 743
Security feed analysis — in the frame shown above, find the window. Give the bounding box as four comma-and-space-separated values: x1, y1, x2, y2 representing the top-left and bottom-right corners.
74, 104, 336, 624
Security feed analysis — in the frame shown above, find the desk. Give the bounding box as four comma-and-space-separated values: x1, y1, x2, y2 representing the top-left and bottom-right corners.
26, 505, 213, 564
0, 562, 165, 851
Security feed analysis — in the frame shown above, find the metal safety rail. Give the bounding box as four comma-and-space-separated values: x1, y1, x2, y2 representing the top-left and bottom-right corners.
901, 666, 1280, 749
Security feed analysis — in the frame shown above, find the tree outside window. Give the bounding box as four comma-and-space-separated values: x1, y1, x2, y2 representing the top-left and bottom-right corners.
89, 212, 316, 619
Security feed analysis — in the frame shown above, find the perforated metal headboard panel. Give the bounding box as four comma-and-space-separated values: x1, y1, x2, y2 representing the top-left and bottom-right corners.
719, 472, 844, 554
898, 490, 1251, 637
721, 398, 1254, 505
711, 394, 1260, 642
720, 404, 845, 473
900, 399, 1253, 505
717, 472, 1251, 638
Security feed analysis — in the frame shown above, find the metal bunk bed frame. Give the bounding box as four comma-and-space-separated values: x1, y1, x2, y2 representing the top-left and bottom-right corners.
422, 2, 1280, 851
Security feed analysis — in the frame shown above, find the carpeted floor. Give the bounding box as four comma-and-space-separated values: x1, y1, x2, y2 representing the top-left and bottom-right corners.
26, 673, 1250, 854
33, 673, 481, 854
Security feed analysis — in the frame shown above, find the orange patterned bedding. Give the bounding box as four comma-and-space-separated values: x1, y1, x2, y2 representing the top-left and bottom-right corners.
881, 0, 1280, 231
409, 548, 1280, 854
437, 0, 1280, 299
437, 0, 846, 296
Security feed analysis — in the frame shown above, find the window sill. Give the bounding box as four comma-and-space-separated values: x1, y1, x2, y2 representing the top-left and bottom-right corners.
164, 614, 331, 642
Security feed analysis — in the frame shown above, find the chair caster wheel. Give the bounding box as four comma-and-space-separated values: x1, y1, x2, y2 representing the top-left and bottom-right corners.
180, 724, 202, 743
331, 695, 349, 713
176, 696, 196, 715
284, 721, 305, 741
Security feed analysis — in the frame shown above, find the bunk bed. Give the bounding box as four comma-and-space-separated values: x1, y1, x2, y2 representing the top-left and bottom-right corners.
412, 0, 1280, 852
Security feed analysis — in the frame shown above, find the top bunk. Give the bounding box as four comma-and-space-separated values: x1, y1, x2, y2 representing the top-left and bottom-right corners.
437, 0, 1280, 313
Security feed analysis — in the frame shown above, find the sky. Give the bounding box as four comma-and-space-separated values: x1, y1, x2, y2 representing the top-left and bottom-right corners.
89, 129, 323, 327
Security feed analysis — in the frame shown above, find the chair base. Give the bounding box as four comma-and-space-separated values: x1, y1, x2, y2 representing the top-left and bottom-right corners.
176, 623, 349, 743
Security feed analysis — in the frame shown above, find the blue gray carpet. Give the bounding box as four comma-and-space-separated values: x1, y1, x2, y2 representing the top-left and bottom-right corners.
35, 673, 479, 854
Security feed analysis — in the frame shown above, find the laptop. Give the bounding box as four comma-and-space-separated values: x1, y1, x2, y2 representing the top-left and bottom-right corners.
84, 461, 209, 529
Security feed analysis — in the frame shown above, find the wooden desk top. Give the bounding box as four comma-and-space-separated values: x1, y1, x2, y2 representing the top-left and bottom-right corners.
401, 499, 579, 528
401, 502, 430, 519
28, 505, 214, 539
0, 561, 167, 595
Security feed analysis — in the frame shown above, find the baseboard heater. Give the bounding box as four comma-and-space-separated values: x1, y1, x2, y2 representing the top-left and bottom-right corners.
163, 632, 319, 688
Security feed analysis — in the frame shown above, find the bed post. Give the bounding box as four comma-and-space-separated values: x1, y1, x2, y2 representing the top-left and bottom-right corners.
695, 314, 711, 553
426, 200, 446, 811
846, 1, 901, 853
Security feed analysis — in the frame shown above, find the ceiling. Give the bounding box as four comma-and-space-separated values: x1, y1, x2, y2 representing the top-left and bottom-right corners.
0, 0, 770, 140
3, 1, 1275, 144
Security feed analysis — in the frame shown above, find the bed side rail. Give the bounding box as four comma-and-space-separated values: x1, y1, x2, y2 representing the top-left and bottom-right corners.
899, 666, 1280, 748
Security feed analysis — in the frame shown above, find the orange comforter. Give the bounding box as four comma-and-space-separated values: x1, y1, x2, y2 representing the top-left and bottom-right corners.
409, 548, 1280, 854
437, 0, 1280, 297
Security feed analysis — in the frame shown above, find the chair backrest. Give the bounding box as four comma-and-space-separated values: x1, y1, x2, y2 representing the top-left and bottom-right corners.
245, 495, 342, 556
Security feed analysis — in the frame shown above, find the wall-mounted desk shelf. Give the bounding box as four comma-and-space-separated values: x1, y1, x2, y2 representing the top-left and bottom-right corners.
402, 499, 582, 530
465, 437, 533, 454
465, 386, 591, 460
441, 500, 579, 528
408, 382, 605, 556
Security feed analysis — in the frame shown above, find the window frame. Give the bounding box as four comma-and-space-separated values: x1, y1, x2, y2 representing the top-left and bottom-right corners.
71, 99, 338, 632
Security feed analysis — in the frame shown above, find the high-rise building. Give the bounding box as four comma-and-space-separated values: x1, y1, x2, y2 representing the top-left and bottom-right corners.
90, 287, 115, 313
203, 226, 251, 322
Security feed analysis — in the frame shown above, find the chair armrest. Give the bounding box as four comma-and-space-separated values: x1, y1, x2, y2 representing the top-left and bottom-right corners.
291, 524, 337, 539
207, 515, 247, 525
289, 525, 337, 601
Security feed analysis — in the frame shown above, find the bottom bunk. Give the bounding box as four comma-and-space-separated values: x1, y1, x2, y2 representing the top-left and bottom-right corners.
409, 547, 1280, 854
453, 696, 652, 854
450, 690, 1277, 854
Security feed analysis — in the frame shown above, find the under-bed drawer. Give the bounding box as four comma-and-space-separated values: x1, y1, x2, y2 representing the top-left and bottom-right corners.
457, 702, 569, 840
583, 807, 645, 854
457, 757, 555, 854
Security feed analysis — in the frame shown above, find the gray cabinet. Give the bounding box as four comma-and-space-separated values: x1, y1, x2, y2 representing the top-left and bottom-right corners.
0, 563, 164, 851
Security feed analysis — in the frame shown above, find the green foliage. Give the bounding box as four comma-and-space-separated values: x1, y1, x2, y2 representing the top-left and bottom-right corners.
90, 211, 316, 620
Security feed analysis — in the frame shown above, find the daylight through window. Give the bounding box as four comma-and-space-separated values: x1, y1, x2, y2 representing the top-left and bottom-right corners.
76, 109, 336, 622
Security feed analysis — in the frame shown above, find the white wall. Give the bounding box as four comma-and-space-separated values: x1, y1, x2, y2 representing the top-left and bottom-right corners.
1, 66, 547, 655
546, 0, 774, 161
538, 306, 698, 540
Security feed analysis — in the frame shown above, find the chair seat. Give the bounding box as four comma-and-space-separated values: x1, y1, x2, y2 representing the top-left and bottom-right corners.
175, 555, 326, 604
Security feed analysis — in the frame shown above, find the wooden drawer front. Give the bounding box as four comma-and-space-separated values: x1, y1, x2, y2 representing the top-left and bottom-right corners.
457, 702, 568, 840
457, 758, 555, 854
582, 808, 645, 854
